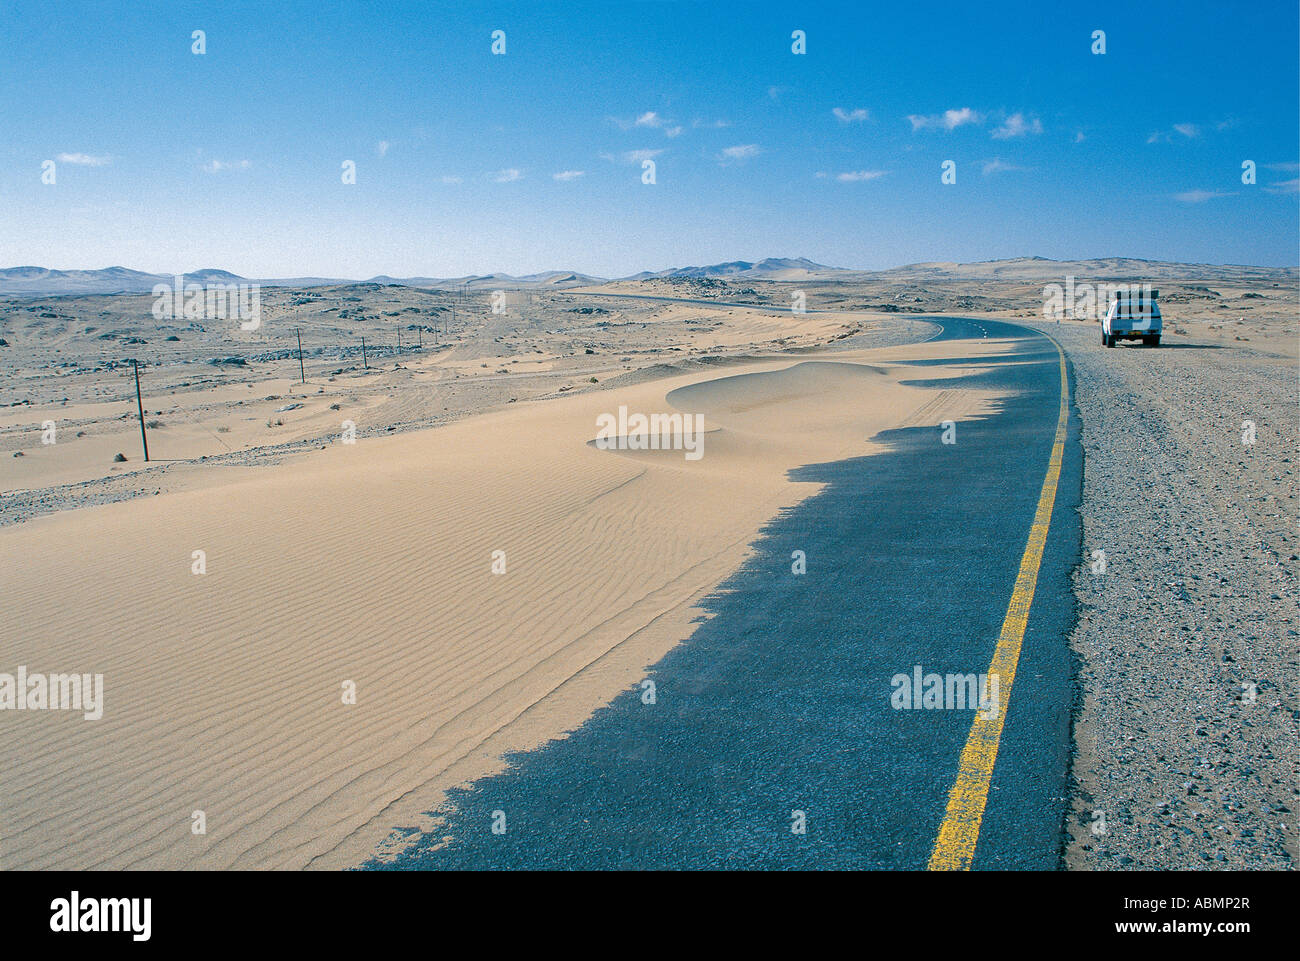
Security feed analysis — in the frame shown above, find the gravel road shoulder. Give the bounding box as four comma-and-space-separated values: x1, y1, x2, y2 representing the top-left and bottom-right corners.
1032, 320, 1297, 870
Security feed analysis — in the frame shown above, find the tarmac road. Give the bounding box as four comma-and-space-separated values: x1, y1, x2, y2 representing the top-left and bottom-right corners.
374, 317, 1082, 870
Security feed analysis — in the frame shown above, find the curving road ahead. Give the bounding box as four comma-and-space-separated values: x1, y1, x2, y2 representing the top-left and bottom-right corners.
373, 317, 1082, 871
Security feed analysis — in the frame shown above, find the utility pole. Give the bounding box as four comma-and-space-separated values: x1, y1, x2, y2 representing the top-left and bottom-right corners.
132, 359, 149, 462
295, 327, 305, 383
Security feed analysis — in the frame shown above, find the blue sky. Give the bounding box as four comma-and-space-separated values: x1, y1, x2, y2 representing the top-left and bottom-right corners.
1, 0, 1297, 277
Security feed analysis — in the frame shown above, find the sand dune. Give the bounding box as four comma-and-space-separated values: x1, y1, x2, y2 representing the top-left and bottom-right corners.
0, 337, 1008, 869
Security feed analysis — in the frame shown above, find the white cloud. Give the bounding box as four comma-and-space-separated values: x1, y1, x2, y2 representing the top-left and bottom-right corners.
818, 170, 887, 182
552, 170, 585, 181
908, 108, 982, 131
616, 111, 680, 136
441, 175, 463, 184
1074, 130, 1086, 143
201, 159, 251, 173
1149, 123, 1201, 144
981, 158, 1022, 176
991, 113, 1043, 139
1173, 189, 1230, 203
832, 107, 870, 123
767, 86, 786, 100
490, 168, 523, 182
610, 148, 663, 165
1264, 179, 1298, 194
376, 140, 390, 157
944, 107, 982, 129
56, 152, 111, 166
718, 144, 760, 165
693, 118, 730, 129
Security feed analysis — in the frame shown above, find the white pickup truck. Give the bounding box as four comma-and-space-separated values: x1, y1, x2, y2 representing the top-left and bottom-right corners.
1102, 289, 1161, 347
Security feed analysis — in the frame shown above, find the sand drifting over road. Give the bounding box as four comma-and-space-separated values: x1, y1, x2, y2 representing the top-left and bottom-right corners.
0, 337, 1007, 869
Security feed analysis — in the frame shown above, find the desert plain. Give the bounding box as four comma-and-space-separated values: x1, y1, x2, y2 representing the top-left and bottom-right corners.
0, 257, 1295, 869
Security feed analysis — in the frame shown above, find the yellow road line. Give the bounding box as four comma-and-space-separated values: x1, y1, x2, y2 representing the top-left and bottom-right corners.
927, 332, 1069, 871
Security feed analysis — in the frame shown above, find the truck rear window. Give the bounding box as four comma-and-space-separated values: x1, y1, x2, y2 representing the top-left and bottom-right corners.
1114, 301, 1159, 315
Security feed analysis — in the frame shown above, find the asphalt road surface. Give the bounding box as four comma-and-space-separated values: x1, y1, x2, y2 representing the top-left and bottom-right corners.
374, 317, 1082, 870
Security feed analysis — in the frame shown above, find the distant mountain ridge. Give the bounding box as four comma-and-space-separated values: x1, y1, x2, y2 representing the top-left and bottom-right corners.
0, 266, 607, 297
874, 256, 1298, 283
628, 257, 836, 280
0, 266, 306, 297
0, 258, 842, 296
2, 256, 1294, 297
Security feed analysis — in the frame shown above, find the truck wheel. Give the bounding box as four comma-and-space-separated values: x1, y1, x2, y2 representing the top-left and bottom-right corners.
1105, 334, 1114, 348
1149, 336, 1160, 347
1101, 328, 1107, 345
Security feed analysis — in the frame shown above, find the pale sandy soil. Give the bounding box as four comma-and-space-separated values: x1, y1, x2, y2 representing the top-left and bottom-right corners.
1, 269, 1291, 871
0, 292, 873, 503
0, 295, 1010, 870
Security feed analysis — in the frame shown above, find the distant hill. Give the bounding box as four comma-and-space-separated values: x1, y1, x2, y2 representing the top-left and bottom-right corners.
629, 258, 839, 281
2, 257, 1293, 297
0, 267, 354, 297
0, 266, 287, 297
616, 256, 1296, 284
875, 257, 1298, 284
0, 266, 610, 297
0, 266, 172, 296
